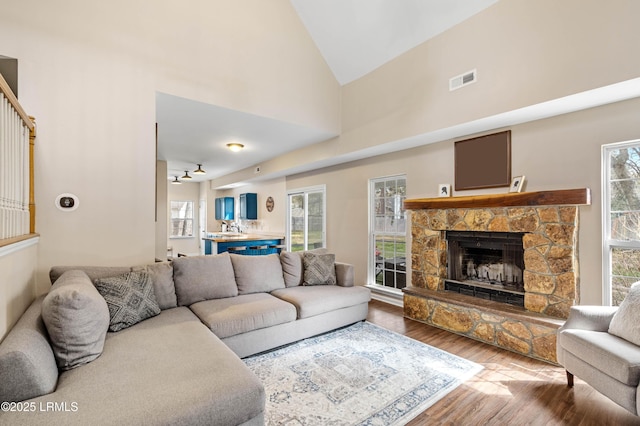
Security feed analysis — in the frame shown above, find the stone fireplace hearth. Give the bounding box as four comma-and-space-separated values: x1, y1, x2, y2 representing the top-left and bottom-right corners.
402, 189, 591, 364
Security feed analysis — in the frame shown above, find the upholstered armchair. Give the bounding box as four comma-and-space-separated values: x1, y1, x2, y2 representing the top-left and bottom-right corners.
556, 283, 640, 416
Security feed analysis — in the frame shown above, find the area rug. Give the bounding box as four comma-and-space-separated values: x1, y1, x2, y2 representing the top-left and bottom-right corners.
243, 321, 483, 425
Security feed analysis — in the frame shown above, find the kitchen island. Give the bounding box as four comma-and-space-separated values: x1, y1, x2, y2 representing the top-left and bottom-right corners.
203, 233, 285, 256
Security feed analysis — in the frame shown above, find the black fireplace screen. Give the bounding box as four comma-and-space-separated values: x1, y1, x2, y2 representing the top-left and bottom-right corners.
445, 231, 525, 304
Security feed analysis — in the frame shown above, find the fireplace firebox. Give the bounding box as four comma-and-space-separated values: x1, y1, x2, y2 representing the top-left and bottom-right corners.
445, 231, 525, 306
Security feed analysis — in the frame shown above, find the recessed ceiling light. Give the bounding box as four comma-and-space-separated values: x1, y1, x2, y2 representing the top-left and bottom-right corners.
226, 143, 244, 152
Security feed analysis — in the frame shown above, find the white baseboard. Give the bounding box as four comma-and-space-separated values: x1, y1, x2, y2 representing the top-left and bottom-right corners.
366, 285, 404, 307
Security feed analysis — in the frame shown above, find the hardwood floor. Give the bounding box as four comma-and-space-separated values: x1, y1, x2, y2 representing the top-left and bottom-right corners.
366, 300, 640, 426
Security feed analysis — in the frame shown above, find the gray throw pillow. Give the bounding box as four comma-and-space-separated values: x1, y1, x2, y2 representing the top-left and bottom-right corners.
230, 253, 286, 294
93, 271, 161, 332
131, 262, 177, 310
41, 270, 110, 370
280, 248, 328, 287
609, 281, 640, 345
303, 252, 336, 286
172, 252, 238, 305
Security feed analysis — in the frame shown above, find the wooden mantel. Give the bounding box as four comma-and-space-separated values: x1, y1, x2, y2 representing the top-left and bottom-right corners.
404, 188, 591, 210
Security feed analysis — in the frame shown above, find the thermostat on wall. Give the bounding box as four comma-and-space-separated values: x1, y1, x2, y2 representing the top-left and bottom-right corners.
55, 193, 79, 211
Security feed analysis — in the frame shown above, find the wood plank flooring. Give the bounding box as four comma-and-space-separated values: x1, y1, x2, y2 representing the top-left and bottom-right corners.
366, 300, 640, 426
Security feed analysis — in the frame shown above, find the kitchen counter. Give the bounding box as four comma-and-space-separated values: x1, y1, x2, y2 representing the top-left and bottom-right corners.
203, 233, 285, 243
203, 234, 285, 255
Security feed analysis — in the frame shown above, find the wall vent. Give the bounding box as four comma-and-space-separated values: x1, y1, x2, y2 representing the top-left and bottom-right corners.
449, 69, 477, 91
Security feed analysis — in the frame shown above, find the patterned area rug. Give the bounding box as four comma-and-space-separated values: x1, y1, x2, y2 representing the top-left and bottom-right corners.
243, 321, 483, 425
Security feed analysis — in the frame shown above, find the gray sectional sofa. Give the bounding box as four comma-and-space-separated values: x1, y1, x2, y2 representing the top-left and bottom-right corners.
0, 250, 371, 425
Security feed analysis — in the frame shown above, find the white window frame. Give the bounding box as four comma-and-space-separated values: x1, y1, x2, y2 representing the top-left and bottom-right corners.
170, 200, 195, 239
286, 185, 326, 252
602, 139, 640, 305
368, 175, 407, 293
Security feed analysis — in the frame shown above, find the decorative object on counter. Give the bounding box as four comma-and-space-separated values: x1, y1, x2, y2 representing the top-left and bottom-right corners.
509, 175, 525, 193
266, 196, 274, 212
438, 184, 451, 197
193, 164, 206, 175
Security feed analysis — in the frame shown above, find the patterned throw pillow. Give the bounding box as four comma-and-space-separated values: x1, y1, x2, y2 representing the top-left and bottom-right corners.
303, 252, 336, 286
94, 271, 161, 332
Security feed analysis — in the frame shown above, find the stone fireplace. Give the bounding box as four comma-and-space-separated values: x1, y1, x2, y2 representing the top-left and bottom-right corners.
402, 189, 590, 364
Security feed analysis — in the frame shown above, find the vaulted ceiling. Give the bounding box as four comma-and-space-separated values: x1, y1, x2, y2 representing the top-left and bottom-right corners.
157, 1, 499, 183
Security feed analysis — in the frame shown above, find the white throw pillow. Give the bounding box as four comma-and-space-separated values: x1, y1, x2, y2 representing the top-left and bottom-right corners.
608, 281, 640, 346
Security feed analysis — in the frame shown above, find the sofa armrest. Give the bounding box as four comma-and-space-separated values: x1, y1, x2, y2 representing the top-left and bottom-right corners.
559, 305, 619, 333
335, 262, 354, 287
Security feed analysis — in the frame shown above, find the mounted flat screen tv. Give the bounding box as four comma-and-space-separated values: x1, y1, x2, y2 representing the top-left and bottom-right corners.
454, 130, 511, 191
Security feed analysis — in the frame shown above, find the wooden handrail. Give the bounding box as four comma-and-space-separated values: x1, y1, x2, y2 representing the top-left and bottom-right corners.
0, 71, 37, 241
0, 73, 34, 131
29, 117, 36, 233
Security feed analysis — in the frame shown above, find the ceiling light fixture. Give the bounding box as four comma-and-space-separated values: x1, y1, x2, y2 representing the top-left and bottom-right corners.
181, 171, 192, 180
193, 164, 206, 175
171, 176, 181, 185
226, 143, 244, 152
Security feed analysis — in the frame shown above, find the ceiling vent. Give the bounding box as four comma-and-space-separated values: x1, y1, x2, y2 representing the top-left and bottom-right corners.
449, 69, 477, 91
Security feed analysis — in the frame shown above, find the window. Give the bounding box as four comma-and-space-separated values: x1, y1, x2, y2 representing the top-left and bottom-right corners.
369, 176, 407, 291
170, 201, 194, 238
603, 140, 640, 305
287, 186, 325, 252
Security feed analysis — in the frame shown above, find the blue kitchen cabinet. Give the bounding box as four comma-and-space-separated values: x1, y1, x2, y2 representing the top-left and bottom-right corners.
239, 193, 257, 220
215, 197, 234, 220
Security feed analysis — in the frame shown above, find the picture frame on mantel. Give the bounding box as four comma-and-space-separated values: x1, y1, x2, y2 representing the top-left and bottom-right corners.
509, 176, 525, 193
454, 130, 511, 191
438, 184, 451, 197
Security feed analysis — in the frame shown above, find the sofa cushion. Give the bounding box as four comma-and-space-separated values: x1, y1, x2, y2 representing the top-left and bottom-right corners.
10, 308, 265, 425
303, 252, 336, 286
0, 296, 58, 402
280, 248, 328, 287
230, 253, 285, 294
558, 329, 640, 386
41, 270, 110, 370
609, 281, 640, 346
172, 252, 238, 305
131, 262, 177, 310
190, 293, 297, 338
271, 285, 371, 319
93, 271, 161, 332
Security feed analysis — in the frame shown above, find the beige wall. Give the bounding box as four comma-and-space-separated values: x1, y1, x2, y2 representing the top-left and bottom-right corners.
219, 0, 640, 186
287, 97, 640, 305
0, 241, 38, 340
156, 160, 168, 260
0, 0, 339, 295
341, 0, 640, 145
